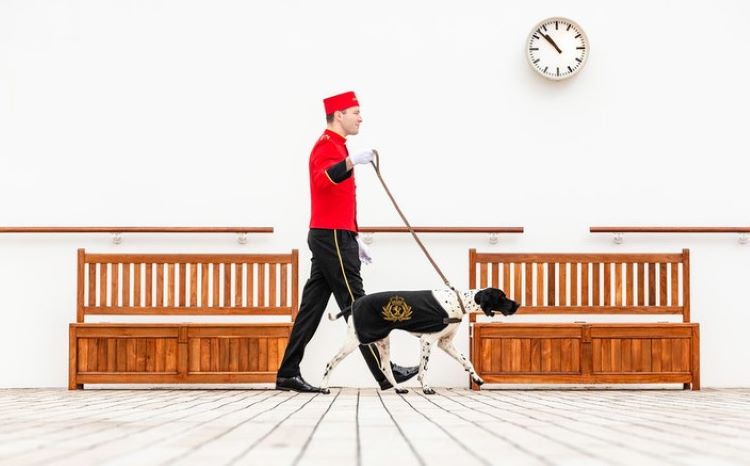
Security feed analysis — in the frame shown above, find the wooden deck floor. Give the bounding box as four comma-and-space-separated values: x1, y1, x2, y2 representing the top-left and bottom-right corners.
1, 388, 749, 465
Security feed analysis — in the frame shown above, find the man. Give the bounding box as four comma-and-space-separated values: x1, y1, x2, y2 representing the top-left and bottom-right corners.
275, 91, 418, 393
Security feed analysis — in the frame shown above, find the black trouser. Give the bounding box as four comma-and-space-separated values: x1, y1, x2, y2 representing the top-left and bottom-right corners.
277, 228, 387, 382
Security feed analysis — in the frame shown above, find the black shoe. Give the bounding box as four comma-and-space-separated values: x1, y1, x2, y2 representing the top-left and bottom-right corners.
378, 363, 419, 390
276, 375, 327, 393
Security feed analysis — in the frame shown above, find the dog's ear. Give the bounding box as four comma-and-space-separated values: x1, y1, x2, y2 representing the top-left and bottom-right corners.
475, 289, 497, 317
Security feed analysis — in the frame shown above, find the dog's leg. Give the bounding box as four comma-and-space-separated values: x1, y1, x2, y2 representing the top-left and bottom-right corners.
320, 320, 360, 392
375, 339, 408, 394
437, 335, 484, 386
417, 336, 436, 395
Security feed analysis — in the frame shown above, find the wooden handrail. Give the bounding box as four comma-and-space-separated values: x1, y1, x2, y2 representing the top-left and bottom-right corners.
591, 226, 750, 244
0, 227, 274, 233
359, 227, 524, 233
591, 227, 750, 233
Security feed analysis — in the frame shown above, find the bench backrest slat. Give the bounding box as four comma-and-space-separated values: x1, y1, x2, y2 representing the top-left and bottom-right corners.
76, 249, 299, 322
469, 249, 690, 322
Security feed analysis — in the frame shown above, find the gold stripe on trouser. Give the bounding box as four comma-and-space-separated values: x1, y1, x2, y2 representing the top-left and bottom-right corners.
333, 230, 384, 373
333, 230, 355, 301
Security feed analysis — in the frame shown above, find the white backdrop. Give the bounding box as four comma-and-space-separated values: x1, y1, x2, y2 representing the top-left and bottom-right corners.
1, 0, 749, 388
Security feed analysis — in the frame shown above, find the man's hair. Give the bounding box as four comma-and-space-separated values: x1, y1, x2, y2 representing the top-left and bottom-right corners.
326, 109, 350, 124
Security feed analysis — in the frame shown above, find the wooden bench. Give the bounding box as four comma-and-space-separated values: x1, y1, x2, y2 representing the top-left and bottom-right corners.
468, 249, 700, 390
69, 248, 298, 389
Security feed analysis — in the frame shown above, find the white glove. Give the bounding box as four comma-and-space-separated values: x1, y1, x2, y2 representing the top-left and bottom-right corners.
356, 235, 373, 265
350, 149, 374, 166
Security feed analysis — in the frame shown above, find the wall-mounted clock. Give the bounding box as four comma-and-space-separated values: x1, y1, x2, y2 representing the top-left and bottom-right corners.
527, 17, 589, 80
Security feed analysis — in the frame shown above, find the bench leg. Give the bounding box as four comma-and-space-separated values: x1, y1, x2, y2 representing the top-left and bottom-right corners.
69, 326, 81, 390
690, 326, 700, 390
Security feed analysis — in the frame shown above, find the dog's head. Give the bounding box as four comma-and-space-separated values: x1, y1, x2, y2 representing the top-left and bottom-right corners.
474, 288, 519, 317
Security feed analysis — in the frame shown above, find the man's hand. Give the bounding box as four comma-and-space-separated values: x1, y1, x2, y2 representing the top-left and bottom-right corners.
356, 235, 373, 265
350, 149, 374, 166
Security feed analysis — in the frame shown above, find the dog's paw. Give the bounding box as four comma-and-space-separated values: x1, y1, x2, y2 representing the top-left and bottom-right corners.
472, 376, 484, 386
395, 388, 409, 394
320, 388, 331, 394
423, 387, 436, 395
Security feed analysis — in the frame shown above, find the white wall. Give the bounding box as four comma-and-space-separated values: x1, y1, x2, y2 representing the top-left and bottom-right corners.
1, 0, 749, 388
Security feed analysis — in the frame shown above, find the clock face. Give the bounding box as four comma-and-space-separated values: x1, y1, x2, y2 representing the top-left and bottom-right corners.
527, 17, 589, 80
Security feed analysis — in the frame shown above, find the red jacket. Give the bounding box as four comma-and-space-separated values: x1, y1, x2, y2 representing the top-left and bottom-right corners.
309, 129, 358, 232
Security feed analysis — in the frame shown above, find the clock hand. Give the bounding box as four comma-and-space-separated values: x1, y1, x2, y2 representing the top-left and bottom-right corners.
538, 30, 563, 54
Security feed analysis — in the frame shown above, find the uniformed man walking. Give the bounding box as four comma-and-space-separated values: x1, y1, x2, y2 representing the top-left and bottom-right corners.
275, 91, 418, 393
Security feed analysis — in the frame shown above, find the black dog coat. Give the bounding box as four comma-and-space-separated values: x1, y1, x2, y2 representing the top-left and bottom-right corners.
349, 291, 454, 344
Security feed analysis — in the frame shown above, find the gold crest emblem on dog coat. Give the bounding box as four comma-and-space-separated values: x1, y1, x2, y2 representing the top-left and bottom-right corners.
351, 291, 450, 344
382, 296, 413, 322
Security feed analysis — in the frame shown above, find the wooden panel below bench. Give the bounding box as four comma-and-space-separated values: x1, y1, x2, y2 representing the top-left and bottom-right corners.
69, 323, 291, 387
471, 323, 700, 389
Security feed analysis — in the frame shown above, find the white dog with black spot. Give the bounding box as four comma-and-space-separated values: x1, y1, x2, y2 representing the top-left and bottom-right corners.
320, 287, 519, 394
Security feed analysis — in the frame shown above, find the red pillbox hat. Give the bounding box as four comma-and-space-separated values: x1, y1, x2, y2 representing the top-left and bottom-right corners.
323, 91, 359, 114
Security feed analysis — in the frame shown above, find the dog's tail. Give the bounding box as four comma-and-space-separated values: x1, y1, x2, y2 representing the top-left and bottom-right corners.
327, 305, 352, 321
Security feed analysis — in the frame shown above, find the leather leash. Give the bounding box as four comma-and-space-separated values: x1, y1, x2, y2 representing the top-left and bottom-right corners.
369, 150, 467, 320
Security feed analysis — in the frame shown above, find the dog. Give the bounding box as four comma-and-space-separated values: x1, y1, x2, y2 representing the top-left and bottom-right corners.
320, 287, 519, 394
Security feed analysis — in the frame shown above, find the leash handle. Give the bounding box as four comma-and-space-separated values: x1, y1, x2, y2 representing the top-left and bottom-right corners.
370, 150, 468, 315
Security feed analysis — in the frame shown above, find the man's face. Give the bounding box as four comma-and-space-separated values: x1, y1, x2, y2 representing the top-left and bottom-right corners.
339, 107, 362, 136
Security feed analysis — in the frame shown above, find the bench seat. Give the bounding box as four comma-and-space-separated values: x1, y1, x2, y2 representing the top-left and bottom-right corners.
468, 249, 700, 390
69, 249, 298, 389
